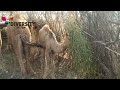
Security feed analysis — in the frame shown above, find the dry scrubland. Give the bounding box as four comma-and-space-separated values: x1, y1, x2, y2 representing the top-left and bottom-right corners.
0, 11, 120, 79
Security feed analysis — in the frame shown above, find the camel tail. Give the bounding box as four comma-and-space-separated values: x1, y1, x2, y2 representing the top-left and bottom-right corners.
20, 34, 44, 48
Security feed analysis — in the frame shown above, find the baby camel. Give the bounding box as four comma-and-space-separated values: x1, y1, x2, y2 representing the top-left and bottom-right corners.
38, 24, 69, 79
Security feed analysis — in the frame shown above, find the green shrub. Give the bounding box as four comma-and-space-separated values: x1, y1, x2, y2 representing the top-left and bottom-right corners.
65, 20, 96, 78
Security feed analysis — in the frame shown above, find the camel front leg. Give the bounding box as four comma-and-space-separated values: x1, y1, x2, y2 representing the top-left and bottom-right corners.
40, 49, 46, 79
50, 54, 56, 79
43, 49, 50, 79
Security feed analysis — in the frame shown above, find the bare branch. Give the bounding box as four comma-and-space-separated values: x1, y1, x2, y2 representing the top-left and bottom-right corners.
94, 41, 120, 56
96, 58, 112, 78
105, 27, 120, 46
108, 20, 120, 25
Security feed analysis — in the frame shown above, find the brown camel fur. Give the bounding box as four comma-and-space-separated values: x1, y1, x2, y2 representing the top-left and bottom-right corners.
38, 24, 69, 79
5, 13, 43, 77
28, 21, 45, 61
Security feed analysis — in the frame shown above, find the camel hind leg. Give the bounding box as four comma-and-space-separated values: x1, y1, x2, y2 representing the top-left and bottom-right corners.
50, 54, 56, 79
15, 35, 27, 77
24, 44, 36, 76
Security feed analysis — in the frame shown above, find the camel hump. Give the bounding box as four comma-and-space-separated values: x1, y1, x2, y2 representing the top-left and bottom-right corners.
13, 12, 24, 20
13, 12, 22, 17
41, 24, 52, 32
